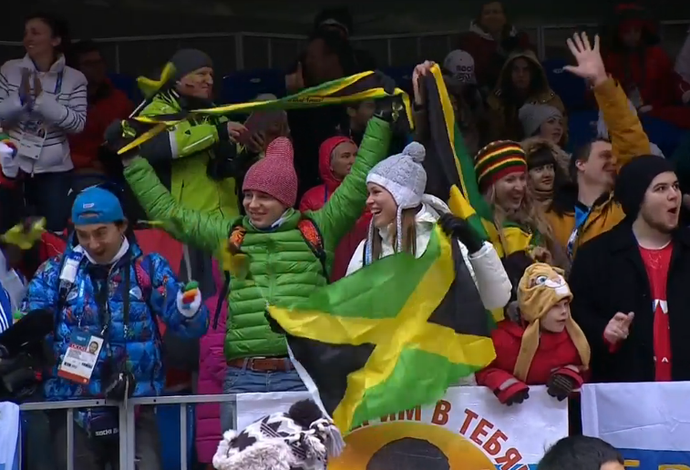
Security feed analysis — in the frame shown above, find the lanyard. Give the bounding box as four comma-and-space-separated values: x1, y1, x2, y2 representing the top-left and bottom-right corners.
54, 72, 63, 95
566, 205, 592, 259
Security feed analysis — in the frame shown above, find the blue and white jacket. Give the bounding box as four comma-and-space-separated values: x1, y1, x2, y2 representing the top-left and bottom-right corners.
21, 238, 209, 400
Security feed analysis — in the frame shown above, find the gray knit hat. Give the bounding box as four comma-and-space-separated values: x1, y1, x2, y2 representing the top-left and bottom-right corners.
518, 104, 562, 137
364, 142, 427, 264
170, 48, 213, 81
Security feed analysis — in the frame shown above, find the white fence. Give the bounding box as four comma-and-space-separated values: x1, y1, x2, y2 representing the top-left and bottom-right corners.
0, 21, 689, 76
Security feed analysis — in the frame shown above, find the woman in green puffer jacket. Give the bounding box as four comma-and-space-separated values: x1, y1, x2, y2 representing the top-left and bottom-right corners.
123, 114, 391, 420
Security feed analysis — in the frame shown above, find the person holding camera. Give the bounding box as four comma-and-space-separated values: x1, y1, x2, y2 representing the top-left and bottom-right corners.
21, 186, 209, 470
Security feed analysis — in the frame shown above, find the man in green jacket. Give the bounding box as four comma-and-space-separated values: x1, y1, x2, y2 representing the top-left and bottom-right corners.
123, 106, 392, 430
132, 48, 246, 303
136, 48, 241, 218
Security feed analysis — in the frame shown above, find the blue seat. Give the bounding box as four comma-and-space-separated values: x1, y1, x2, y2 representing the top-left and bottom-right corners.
640, 116, 684, 157
542, 59, 588, 111
220, 69, 286, 105
157, 403, 195, 470
381, 65, 414, 95
108, 73, 142, 103
565, 110, 599, 152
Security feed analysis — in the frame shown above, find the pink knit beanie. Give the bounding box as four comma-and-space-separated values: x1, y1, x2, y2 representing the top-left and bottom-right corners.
242, 137, 298, 207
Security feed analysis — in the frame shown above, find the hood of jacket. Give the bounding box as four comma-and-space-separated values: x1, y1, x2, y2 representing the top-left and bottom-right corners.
492, 49, 554, 102
317, 136, 354, 193
521, 136, 570, 176
377, 194, 452, 257
605, 3, 660, 49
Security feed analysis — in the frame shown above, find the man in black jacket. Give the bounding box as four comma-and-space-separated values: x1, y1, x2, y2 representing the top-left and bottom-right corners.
569, 155, 690, 383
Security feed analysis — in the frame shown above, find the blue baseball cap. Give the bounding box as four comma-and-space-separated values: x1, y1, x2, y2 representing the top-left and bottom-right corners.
71, 187, 125, 226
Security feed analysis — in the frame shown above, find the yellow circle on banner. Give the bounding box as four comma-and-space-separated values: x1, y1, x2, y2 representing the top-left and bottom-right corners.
329, 422, 494, 470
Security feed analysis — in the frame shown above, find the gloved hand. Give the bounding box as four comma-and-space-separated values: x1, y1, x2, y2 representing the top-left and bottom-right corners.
438, 213, 484, 253
1, 217, 45, 250
547, 373, 577, 401
503, 387, 529, 406
176, 281, 202, 317
373, 71, 401, 123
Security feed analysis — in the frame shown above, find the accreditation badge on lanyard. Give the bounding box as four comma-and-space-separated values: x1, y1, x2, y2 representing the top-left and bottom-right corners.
17, 72, 63, 161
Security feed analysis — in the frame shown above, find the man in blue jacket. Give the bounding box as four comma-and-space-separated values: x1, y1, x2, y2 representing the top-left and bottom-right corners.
22, 186, 209, 470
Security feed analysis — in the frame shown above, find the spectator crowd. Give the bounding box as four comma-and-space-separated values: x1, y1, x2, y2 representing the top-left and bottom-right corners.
0, 1, 690, 469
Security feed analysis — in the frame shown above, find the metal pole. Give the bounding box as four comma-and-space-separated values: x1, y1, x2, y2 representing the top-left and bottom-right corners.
386, 39, 392, 67
118, 403, 129, 470
66, 408, 74, 470
179, 405, 188, 470
235, 32, 245, 71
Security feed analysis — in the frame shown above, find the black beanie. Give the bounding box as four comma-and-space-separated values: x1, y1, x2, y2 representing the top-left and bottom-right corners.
614, 155, 675, 220
169, 49, 213, 81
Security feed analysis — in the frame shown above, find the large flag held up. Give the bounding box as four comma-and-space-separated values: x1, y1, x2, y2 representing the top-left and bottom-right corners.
419, 64, 493, 241
267, 226, 496, 432
116, 67, 413, 155
419, 64, 536, 258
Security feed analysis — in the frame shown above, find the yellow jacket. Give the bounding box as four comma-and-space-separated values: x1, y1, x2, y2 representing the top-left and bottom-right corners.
546, 78, 651, 257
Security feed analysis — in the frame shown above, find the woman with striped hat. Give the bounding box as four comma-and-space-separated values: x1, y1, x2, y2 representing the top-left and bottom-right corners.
474, 140, 567, 269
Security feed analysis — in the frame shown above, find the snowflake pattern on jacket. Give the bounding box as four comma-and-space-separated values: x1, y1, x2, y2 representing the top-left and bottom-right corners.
21, 240, 209, 400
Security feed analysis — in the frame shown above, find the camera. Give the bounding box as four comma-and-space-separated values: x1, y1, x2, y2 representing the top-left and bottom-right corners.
0, 309, 54, 400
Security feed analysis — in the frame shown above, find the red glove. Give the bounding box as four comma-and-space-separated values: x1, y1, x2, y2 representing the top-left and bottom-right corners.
495, 380, 530, 406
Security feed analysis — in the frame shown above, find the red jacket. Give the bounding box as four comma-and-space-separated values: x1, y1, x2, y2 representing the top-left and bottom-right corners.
604, 46, 690, 109
68, 80, 134, 171
475, 320, 585, 404
299, 136, 371, 282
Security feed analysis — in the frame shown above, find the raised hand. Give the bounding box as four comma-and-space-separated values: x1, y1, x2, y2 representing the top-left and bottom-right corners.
563, 32, 607, 87
412, 60, 435, 105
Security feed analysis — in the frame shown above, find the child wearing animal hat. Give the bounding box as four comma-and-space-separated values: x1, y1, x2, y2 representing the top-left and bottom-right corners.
476, 262, 591, 405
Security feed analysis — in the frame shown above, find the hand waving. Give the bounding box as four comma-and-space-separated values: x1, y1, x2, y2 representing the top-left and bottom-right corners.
563, 32, 607, 87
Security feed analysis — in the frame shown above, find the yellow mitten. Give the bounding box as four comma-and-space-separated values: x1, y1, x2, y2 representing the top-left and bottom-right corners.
1, 217, 46, 250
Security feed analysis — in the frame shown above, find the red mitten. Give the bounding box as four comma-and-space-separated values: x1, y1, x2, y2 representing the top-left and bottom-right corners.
495, 379, 530, 406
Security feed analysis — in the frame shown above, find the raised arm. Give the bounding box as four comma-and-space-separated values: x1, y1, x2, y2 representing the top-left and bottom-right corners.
123, 156, 232, 254
563, 32, 650, 167
144, 253, 209, 339
138, 99, 241, 163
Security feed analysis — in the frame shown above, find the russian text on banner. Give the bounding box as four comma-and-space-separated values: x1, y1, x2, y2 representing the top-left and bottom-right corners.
268, 227, 496, 432
581, 382, 690, 469
236, 386, 568, 470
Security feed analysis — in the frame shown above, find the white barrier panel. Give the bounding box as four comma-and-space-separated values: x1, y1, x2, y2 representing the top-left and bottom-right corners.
582, 382, 690, 469
0, 402, 20, 470
237, 386, 567, 469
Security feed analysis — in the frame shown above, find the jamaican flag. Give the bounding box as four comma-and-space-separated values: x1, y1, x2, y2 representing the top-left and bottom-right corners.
117, 68, 412, 155
419, 65, 494, 241
267, 226, 495, 433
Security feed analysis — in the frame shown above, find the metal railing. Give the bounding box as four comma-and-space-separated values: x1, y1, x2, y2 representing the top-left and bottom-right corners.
1, 20, 688, 76
18, 394, 238, 470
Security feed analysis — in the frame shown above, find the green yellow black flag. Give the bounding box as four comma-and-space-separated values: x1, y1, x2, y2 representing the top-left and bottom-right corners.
420, 64, 494, 243
117, 69, 413, 155
267, 226, 496, 433
420, 64, 537, 259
